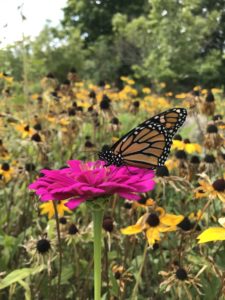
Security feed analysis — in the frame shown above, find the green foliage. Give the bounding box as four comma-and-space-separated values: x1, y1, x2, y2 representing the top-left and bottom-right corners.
129, 0, 222, 88
1, 1, 225, 89
0, 265, 46, 290
62, 0, 150, 43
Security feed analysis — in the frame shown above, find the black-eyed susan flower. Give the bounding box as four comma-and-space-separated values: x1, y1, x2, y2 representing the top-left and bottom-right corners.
212, 114, 225, 130
197, 218, 225, 243
177, 217, 193, 232
0, 72, 13, 84
102, 216, 114, 233
175, 93, 188, 99
199, 154, 216, 174
130, 100, 140, 115
165, 91, 173, 97
15, 123, 35, 138
194, 175, 225, 203
0, 140, 10, 160
31, 133, 42, 143
200, 89, 215, 116
127, 79, 135, 85
40, 73, 58, 91
67, 67, 79, 83
175, 150, 189, 178
65, 223, 81, 245
189, 155, 201, 181
159, 264, 206, 296
172, 139, 202, 154
33, 123, 42, 131
189, 210, 203, 222
100, 94, 111, 110
142, 87, 151, 94
0, 163, 14, 183
121, 207, 184, 246
59, 217, 67, 225
165, 158, 179, 172
36, 237, 51, 254
177, 215, 202, 232
123, 200, 133, 210
171, 139, 184, 151
190, 155, 200, 165
60, 79, 71, 94
155, 166, 191, 193
67, 223, 79, 235
39, 200, 71, 219
68, 107, 76, 116
89, 90, 97, 105
84, 139, 95, 153
24, 234, 56, 270
132, 196, 155, 209
110, 117, 120, 132
112, 264, 133, 293
204, 124, 224, 150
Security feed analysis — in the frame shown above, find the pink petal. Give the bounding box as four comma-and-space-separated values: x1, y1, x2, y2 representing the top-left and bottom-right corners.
66, 198, 86, 209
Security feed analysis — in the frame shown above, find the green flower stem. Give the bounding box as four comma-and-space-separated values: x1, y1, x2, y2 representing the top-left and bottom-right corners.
93, 208, 104, 300
53, 201, 62, 300
131, 241, 148, 300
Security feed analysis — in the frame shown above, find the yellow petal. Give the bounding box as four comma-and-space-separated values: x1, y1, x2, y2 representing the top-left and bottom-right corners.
158, 225, 177, 232
171, 140, 185, 150
161, 214, 184, 226
40, 206, 50, 214
146, 228, 160, 245
146, 198, 155, 206
185, 144, 194, 154
217, 192, 225, 203
197, 227, 225, 243
48, 210, 54, 219
195, 144, 202, 153
121, 224, 143, 235
57, 202, 71, 216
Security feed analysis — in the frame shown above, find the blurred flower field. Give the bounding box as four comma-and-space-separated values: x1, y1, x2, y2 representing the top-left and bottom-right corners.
0, 71, 225, 300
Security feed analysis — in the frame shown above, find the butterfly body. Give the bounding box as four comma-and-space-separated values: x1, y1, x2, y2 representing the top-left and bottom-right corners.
99, 108, 187, 169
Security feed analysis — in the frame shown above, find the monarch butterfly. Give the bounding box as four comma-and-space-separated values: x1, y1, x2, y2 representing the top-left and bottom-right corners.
98, 108, 187, 169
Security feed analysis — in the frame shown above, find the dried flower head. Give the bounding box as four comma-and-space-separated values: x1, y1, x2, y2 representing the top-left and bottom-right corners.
159, 264, 206, 297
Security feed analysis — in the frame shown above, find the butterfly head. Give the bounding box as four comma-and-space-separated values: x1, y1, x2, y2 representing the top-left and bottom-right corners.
98, 145, 123, 167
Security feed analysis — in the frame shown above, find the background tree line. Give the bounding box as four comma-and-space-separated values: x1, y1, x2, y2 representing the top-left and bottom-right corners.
1, 0, 225, 91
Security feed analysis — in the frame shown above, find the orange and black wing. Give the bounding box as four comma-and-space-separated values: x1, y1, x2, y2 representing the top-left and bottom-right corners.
111, 108, 187, 168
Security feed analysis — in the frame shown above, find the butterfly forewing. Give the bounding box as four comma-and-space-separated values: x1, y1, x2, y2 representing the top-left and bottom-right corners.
105, 108, 187, 169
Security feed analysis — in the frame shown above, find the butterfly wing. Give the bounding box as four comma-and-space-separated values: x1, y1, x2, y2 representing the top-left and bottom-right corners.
111, 108, 187, 168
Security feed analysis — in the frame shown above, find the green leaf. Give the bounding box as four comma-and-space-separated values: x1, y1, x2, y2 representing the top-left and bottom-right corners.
201, 274, 221, 300
0, 265, 46, 290
109, 270, 119, 297
18, 280, 31, 300
51, 266, 74, 285
215, 250, 225, 271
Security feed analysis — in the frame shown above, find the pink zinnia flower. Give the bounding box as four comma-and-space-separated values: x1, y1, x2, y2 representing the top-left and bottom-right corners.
29, 160, 155, 209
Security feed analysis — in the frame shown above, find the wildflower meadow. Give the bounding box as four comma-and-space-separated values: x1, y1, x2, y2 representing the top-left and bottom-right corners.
0, 1, 225, 300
